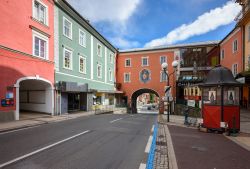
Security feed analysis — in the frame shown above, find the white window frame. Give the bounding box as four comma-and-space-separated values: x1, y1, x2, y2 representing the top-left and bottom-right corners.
32, 30, 49, 60
63, 47, 73, 70
220, 49, 225, 60
97, 64, 102, 78
63, 16, 72, 39
160, 56, 167, 64
109, 53, 114, 64
232, 39, 238, 53
124, 73, 131, 83
125, 58, 131, 67
79, 55, 86, 74
142, 57, 149, 66
232, 63, 238, 77
97, 43, 102, 57
109, 68, 113, 81
79, 29, 86, 47
160, 71, 167, 82
32, 0, 49, 26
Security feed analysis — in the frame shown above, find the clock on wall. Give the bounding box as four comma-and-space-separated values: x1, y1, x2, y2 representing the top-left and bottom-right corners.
140, 69, 151, 83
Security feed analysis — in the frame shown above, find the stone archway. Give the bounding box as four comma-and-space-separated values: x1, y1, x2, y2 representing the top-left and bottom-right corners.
131, 88, 160, 114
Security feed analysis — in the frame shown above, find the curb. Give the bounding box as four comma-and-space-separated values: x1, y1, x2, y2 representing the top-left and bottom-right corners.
146, 123, 158, 169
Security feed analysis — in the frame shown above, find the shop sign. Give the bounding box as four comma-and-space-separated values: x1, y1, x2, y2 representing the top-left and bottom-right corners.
187, 100, 195, 107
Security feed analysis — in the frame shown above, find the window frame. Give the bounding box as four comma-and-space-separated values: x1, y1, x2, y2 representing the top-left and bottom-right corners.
232, 63, 238, 77
32, 30, 49, 60
125, 58, 131, 67
97, 64, 102, 78
109, 53, 114, 64
109, 68, 113, 81
248, 26, 250, 42
220, 49, 225, 60
32, 0, 49, 26
97, 43, 102, 57
160, 56, 167, 64
63, 16, 72, 39
63, 47, 73, 70
232, 39, 238, 53
79, 55, 86, 74
79, 29, 86, 47
160, 71, 167, 82
124, 73, 131, 83
141, 56, 149, 66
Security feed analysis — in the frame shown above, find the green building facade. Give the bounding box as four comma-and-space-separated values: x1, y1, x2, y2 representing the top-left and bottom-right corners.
54, 0, 117, 114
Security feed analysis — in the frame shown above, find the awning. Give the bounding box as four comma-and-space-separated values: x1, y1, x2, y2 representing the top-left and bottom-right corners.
96, 90, 123, 94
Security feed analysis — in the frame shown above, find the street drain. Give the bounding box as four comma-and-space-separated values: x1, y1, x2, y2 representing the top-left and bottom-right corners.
191, 146, 207, 151
156, 141, 167, 146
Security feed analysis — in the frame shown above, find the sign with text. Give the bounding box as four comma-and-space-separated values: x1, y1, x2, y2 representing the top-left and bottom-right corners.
187, 100, 195, 107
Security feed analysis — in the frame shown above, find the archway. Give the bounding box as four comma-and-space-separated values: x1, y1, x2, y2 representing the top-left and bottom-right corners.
14, 76, 54, 120
131, 88, 160, 114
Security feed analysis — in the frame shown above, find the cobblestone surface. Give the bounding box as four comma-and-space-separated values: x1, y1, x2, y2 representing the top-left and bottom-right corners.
153, 115, 169, 169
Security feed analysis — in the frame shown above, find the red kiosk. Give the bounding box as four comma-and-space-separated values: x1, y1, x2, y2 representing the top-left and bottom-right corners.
200, 65, 241, 132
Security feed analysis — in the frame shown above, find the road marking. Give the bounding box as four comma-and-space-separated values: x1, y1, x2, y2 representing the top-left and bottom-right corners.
145, 135, 153, 153
0, 125, 42, 135
139, 163, 146, 169
151, 125, 154, 133
0, 130, 90, 168
109, 118, 123, 123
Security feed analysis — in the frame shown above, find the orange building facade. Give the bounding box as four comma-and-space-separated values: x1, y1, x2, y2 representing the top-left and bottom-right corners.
0, 0, 55, 121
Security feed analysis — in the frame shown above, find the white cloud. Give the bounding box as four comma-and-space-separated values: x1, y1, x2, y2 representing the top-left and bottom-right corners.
68, 0, 141, 23
144, 1, 241, 48
109, 37, 140, 49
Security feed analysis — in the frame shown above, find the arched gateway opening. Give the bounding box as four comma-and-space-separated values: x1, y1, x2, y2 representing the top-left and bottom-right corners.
14, 76, 54, 120
131, 88, 160, 114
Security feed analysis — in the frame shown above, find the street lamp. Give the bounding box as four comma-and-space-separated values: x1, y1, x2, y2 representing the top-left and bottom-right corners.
161, 60, 178, 122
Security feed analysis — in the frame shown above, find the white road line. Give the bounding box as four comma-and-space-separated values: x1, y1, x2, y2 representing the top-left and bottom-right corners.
109, 118, 123, 123
0, 130, 90, 168
151, 125, 154, 133
145, 135, 153, 153
139, 163, 146, 169
0, 125, 42, 135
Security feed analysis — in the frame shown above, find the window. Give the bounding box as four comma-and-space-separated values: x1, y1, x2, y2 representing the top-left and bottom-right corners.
109, 68, 113, 81
63, 48, 72, 70
160, 56, 166, 64
142, 57, 149, 66
63, 17, 72, 39
124, 73, 131, 83
109, 53, 113, 64
125, 58, 131, 67
97, 44, 102, 57
160, 71, 167, 82
79, 29, 86, 47
248, 56, 250, 68
232, 64, 238, 77
97, 64, 102, 78
220, 49, 225, 60
32, 31, 48, 59
79, 56, 86, 73
232, 39, 238, 53
33, 0, 48, 25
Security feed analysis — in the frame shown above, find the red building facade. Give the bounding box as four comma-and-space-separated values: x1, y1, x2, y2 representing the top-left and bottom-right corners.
0, 0, 54, 121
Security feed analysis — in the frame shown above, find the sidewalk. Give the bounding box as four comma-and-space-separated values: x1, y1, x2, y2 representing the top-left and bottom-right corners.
153, 114, 250, 169
0, 111, 95, 133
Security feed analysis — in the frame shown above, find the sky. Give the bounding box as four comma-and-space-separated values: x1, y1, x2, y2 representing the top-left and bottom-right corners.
68, 0, 241, 50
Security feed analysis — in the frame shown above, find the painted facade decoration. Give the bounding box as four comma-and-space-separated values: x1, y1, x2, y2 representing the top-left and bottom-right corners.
140, 69, 151, 83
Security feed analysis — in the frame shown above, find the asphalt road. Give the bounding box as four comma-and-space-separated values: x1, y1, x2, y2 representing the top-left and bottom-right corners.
0, 114, 157, 169
168, 125, 250, 169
